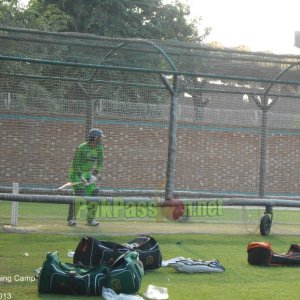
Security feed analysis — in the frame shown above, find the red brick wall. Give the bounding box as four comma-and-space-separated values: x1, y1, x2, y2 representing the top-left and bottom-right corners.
1, 111, 300, 196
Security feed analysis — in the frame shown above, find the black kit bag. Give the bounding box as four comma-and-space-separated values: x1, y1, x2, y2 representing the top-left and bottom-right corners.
247, 242, 300, 266
73, 235, 162, 270
38, 250, 144, 296
73, 238, 129, 267
125, 235, 162, 270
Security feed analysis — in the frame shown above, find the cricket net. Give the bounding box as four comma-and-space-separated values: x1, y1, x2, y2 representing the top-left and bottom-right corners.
1, 26, 300, 235
1, 192, 300, 236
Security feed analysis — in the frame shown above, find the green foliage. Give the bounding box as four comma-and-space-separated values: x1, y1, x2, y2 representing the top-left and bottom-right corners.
24, 2, 73, 32
0, 0, 211, 108
3, 0, 210, 43
0, 0, 26, 27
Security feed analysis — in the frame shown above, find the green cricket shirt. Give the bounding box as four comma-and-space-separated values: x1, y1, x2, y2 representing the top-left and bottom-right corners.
69, 142, 104, 179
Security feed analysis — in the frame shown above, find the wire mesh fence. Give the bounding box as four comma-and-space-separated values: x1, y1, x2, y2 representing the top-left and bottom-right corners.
1, 26, 300, 235
1, 199, 300, 235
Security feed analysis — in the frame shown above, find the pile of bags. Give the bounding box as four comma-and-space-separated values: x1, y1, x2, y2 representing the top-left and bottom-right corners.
37, 234, 225, 297
38, 235, 162, 296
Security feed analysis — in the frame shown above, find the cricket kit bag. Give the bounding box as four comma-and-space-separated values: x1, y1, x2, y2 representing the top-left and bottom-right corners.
38, 250, 144, 296
247, 242, 300, 266
73, 235, 162, 271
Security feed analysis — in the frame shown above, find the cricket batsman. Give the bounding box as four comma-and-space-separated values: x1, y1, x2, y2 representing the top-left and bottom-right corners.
67, 128, 105, 226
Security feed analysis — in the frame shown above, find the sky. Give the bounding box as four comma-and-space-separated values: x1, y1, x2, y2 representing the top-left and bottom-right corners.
19, 0, 300, 55
184, 0, 300, 54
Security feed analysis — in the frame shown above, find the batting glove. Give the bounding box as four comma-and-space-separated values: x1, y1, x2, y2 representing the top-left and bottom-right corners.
89, 175, 97, 184
92, 170, 101, 181
80, 175, 88, 184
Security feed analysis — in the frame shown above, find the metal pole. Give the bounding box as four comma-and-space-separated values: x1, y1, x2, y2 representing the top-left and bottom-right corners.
85, 95, 93, 139
11, 182, 19, 226
165, 75, 179, 200
259, 107, 268, 197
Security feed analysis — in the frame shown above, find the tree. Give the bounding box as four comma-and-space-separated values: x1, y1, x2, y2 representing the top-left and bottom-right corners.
24, 0, 210, 43
22, 0, 73, 31
0, 0, 212, 111
0, 0, 27, 27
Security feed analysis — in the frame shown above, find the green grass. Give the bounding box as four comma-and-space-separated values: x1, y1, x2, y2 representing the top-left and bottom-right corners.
1, 200, 300, 299
1, 232, 300, 300
1, 200, 300, 236
1, 200, 300, 224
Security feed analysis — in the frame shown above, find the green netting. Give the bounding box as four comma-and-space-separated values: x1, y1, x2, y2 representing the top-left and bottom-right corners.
2, 200, 300, 235
1, 26, 300, 199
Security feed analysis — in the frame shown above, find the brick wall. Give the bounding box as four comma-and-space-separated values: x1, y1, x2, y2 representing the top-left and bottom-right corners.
1, 111, 300, 196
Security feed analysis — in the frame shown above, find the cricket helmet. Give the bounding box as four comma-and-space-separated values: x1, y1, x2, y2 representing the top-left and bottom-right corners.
88, 128, 105, 141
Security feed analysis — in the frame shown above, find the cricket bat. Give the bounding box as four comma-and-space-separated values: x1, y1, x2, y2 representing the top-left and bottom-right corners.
58, 181, 81, 190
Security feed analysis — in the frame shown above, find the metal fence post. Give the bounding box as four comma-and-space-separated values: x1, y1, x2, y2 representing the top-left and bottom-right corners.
11, 182, 19, 226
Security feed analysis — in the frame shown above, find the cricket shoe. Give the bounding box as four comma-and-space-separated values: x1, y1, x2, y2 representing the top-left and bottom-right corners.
67, 219, 76, 226
86, 219, 100, 226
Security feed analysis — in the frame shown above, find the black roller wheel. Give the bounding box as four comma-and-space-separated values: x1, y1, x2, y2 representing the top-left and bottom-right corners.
260, 214, 272, 236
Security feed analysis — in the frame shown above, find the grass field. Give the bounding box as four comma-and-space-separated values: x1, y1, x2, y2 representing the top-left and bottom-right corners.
1, 200, 300, 299
1, 232, 300, 300
1, 200, 300, 235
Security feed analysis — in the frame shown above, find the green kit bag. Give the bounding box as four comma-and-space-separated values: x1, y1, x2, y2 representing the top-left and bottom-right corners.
38, 250, 144, 296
